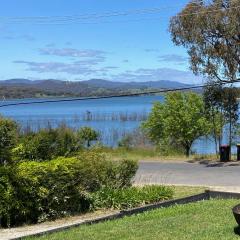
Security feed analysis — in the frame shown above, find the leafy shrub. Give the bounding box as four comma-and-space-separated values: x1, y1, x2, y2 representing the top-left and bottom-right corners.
0, 167, 16, 227
17, 129, 57, 161
0, 158, 94, 227
76, 151, 138, 191
113, 158, 138, 188
15, 159, 92, 224
78, 127, 99, 148
92, 185, 173, 210
54, 125, 81, 156
0, 117, 18, 165
0, 150, 138, 227
15, 126, 81, 161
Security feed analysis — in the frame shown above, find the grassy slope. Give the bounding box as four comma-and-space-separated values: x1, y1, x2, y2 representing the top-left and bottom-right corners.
26, 199, 240, 240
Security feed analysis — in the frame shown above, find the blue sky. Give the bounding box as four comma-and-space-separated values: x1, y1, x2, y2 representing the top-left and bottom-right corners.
0, 0, 202, 84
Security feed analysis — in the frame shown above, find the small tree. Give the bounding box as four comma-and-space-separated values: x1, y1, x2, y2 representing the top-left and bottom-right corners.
0, 117, 18, 165
203, 84, 239, 154
221, 87, 239, 149
78, 127, 99, 148
203, 82, 225, 154
142, 92, 211, 157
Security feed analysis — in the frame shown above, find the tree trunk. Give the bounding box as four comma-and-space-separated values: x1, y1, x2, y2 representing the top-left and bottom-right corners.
229, 116, 232, 161
214, 135, 218, 156
211, 112, 218, 156
228, 89, 232, 161
185, 145, 191, 157
218, 108, 224, 150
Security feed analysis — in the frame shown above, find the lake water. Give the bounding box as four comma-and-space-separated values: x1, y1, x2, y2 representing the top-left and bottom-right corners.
0, 95, 226, 154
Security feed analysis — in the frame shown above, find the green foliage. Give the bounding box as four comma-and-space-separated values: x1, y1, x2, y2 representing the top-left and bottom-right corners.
114, 159, 138, 188
221, 87, 239, 148
118, 134, 133, 149
76, 151, 138, 191
142, 92, 211, 156
156, 143, 185, 156
0, 150, 138, 227
117, 129, 150, 150
78, 127, 99, 148
54, 125, 81, 156
92, 185, 173, 210
0, 159, 93, 227
0, 117, 18, 165
169, 0, 240, 81
203, 84, 239, 151
142, 102, 165, 144
14, 159, 92, 224
203, 83, 225, 153
19, 129, 57, 161
15, 126, 81, 161
0, 167, 16, 227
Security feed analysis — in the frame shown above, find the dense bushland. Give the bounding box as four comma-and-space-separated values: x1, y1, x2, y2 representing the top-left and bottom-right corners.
0, 115, 175, 228
13, 125, 100, 161
0, 151, 138, 227
0, 117, 138, 228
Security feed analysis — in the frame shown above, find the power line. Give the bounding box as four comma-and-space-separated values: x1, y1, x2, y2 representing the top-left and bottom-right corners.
0, 5, 185, 23
1, 4, 240, 25
0, 79, 239, 108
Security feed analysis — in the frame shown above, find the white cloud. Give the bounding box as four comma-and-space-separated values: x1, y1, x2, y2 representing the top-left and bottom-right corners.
3, 34, 35, 41
158, 54, 188, 64
39, 47, 106, 59
111, 68, 202, 84
13, 60, 117, 76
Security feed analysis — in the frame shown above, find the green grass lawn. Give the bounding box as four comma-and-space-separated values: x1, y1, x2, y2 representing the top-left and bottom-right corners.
172, 185, 206, 199
26, 199, 240, 240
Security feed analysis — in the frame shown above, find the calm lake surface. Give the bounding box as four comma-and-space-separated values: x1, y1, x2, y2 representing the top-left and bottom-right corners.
0, 95, 221, 154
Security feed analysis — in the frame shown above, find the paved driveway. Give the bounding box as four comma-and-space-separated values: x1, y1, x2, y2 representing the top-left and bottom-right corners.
134, 161, 240, 187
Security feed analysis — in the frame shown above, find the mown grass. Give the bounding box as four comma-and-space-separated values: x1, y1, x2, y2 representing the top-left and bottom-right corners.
172, 185, 206, 199
101, 147, 219, 162
26, 199, 240, 240
103, 147, 161, 161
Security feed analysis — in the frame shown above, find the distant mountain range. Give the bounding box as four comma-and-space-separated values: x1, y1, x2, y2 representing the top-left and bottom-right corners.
0, 79, 195, 99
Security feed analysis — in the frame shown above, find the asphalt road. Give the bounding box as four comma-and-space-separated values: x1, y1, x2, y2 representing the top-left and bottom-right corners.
134, 161, 240, 187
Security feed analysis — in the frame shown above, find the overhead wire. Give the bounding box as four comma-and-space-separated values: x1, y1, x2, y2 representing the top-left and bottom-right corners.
1, 4, 240, 25
0, 79, 239, 108
0, 3, 239, 108
0, 4, 187, 22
